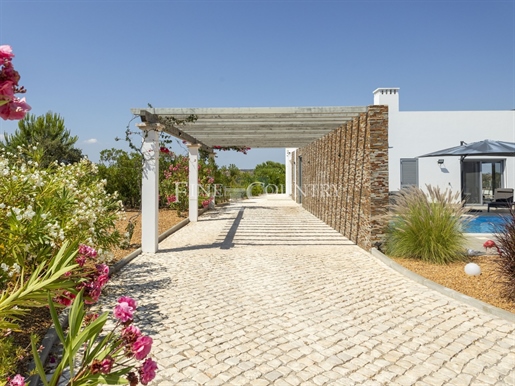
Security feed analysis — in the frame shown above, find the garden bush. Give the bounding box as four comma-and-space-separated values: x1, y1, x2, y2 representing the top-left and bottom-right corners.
384, 185, 468, 264
493, 209, 515, 300
160, 148, 217, 215
0, 147, 123, 288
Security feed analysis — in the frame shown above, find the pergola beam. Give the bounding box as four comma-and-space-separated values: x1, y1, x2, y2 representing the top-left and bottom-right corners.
137, 110, 213, 153
131, 106, 367, 148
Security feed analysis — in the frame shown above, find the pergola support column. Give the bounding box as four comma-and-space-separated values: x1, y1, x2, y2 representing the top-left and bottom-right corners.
188, 144, 201, 222
137, 123, 162, 253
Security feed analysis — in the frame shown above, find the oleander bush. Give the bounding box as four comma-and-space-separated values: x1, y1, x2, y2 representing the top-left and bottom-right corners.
160, 148, 216, 215
0, 147, 123, 290
384, 185, 469, 264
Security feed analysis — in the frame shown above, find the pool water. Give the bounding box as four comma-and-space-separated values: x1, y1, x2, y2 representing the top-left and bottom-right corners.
463, 214, 509, 233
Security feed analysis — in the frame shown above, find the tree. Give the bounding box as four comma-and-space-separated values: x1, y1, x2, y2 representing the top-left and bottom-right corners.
97, 148, 143, 208
253, 161, 286, 188
0, 112, 83, 167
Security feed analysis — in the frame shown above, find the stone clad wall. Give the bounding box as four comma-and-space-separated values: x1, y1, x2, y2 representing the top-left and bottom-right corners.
292, 105, 388, 250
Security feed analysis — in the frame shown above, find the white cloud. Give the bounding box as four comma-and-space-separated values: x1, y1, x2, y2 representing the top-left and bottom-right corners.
84, 138, 98, 144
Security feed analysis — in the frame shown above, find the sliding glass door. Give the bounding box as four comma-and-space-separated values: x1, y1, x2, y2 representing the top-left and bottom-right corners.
462, 160, 504, 204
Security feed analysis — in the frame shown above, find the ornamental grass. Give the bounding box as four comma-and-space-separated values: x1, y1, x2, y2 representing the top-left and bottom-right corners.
493, 209, 515, 300
384, 185, 469, 264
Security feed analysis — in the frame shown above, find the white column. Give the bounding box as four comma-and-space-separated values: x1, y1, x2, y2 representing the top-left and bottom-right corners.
188, 144, 201, 222
292, 150, 297, 202
209, 152, 216, 207
137, 124, 160, 253
285, 148, 296, 197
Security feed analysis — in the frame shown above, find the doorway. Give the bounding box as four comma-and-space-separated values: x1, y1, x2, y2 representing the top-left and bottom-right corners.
462, 160, 504, 204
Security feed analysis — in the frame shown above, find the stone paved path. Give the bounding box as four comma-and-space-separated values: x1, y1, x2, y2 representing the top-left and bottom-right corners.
97, 196, 515, 385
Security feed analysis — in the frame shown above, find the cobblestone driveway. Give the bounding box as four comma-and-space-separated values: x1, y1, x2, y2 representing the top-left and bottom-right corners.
98, 196, 515, 385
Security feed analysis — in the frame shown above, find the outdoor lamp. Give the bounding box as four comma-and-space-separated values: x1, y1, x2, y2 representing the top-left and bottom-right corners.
464, 262, 481, 276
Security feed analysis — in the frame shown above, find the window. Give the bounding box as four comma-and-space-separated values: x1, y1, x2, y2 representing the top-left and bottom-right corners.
400, 158, 418, 188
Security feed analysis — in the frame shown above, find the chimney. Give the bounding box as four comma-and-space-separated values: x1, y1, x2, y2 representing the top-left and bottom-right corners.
373, 88, 399, 112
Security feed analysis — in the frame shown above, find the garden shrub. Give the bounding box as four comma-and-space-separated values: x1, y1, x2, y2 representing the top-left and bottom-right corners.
160, 148, 216, 215
493, 209, 515, 300
384, 185, 468, 264
0, 147, 123, 286
97, 148, 142, 209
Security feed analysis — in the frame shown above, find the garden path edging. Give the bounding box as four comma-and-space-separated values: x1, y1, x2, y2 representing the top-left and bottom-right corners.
370, 248, 515, 323
28, 208, 209, 385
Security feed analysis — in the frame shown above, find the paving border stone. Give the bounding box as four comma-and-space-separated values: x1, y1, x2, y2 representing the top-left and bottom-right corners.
370, 248, 515, 323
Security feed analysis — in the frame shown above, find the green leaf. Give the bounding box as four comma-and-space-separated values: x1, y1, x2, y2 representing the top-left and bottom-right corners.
78, 370, 131, 385
31, 334, 50, 386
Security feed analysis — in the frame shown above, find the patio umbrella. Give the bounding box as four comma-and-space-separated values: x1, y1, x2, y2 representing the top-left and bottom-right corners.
419, 139, 515, 159
418, 139, 515, 204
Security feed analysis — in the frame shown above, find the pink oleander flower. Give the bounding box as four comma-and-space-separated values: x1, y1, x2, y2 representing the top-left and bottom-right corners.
0, 45, 14, 60
0, 62, 20, 84
54, 291, 76, 307
100, 357, 114, 374
96, 263, 109, 276
114, 300, 135, 322
0, 97, 31, 120
138, 358, 158, 385
8, 374, 25, 386
75, 254, 87, 267
84, 285, 102, 305
79, 244, 97, 258
0, 80, 14, 102
118, 296, 137, 309
122, 324, 141, 344
132, 335, 153, 360
95, 273, 109, 288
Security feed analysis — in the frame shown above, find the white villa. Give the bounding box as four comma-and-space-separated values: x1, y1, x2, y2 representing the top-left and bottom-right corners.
287, 88, 515, 205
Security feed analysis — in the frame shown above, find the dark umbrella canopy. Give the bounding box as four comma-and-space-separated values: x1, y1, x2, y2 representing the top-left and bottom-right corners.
419, 139, 515, 158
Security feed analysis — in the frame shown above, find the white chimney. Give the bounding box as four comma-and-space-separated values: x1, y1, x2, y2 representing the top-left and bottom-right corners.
373, 88, 399, 112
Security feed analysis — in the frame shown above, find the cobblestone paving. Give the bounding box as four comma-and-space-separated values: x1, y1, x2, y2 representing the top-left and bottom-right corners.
98, 196, 515, 385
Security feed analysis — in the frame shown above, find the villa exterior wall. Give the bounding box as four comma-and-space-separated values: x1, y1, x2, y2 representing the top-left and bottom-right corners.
292, 105, 388, 250
379, 90, 515, 197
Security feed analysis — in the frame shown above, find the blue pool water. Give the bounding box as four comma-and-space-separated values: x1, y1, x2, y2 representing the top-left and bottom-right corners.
464, 214, 509, 233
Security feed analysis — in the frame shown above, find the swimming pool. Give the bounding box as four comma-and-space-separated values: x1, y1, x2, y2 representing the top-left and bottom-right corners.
463, 214, 510, 233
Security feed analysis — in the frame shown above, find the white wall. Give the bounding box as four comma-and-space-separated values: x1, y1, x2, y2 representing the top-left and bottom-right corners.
376, 89, 515, 194
285, 148, 296, 196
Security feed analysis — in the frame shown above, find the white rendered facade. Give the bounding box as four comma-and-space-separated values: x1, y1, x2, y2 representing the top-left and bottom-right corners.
286, 88, 515, 205
376, 88, 515, 203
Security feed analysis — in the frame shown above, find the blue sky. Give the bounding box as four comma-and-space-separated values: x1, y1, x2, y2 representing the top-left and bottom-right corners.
1, 0, 514, 168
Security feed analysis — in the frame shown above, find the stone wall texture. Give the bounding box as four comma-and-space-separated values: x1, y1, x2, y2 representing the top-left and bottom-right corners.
292, 105, 388, 250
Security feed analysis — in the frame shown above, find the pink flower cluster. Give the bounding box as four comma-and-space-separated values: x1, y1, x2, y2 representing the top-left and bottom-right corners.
54, 245, 109, 306
0, 45, 31, 120
113, 296, 158, 385
7, 374, 25, 386
202, 196, 214, 208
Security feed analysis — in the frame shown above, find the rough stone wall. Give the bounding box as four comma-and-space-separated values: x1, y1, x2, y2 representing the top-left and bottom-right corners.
293, 105, 388, 250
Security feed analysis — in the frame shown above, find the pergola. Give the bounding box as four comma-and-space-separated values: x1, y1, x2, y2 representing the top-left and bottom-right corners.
131, 105, 368, 253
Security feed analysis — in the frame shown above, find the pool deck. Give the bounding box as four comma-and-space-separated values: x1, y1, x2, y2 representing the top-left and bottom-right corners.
463, 205, 510, 253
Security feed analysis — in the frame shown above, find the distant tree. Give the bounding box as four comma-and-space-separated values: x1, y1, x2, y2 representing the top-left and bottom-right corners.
0, 112, 83, 167
253, 161, 285, 188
